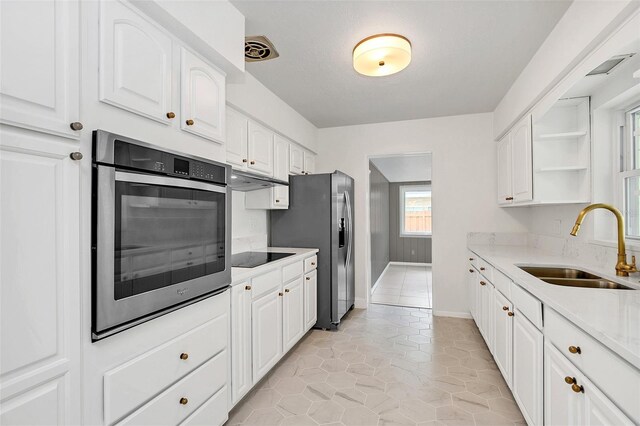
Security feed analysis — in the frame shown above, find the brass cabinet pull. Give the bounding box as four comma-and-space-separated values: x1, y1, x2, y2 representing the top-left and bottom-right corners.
480, 267, 485, 271
69, 152, 83, 161
469, 269, 474, 273
479, 281, 487, 286
469, 257, 474, 261
285, 288, 290, 293
250, 160, 256, 165
505, 196, 514, 201
311, 262, 316, 266
571, 383, 584, 393
179, 397, 189, 405
275, 199, 280, 203
568, 346, 581, 354
507, 311, 514, 317
242, 159, 248, 163
70, 122, 83, 131
502, 306, 509, 311
166, 112, 176, 119
179, 353, 189, 360
186, 119, 194, 126
245, 285, 252, 291
306, 277, 310, 280
564, 376, 576, 385
278, 292, 283, 296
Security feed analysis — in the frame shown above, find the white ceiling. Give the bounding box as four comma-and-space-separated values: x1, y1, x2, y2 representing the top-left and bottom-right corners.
231, 0, 572, 128
370, 154, 432, 183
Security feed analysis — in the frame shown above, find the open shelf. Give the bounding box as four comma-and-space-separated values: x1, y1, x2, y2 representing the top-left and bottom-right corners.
537, 131, 587, 140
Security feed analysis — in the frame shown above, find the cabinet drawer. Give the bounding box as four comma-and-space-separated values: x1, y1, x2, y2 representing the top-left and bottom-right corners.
510, 283, 542, 329
119, 351, 227, 426
545, 308, 640, 422
304, 255, 318, 273
104, 311, 228, 424
180, 386, 228, 426
283, 260, 303, 283
477, 258, 493, 281
251, 268, 282, 299
467, 251, 478, 268
492, 269, 512, 299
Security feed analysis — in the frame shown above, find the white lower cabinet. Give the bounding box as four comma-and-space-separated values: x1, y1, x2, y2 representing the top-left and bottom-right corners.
230, 284, 252, 405
467, 264, 478, 321
283, 278, 305, 352
492, 290, 513, 387
479, 278, 494, 352
251, 287, 283, 383
544, 342, 632, 425
304, 270, 318, 330
513, 309, 543, 426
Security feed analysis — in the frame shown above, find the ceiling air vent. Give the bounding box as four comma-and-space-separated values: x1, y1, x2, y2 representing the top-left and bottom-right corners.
245, 36, 279, 62
586, 53, 635, 76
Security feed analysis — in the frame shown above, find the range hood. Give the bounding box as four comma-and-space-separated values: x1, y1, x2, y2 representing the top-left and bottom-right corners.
228, 169, 289, 191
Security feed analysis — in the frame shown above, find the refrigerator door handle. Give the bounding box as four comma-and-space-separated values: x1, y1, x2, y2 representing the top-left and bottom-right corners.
345, 190, 353, 269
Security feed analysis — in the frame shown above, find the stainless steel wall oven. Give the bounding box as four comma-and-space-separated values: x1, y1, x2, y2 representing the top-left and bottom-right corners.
92, 130, 231, 340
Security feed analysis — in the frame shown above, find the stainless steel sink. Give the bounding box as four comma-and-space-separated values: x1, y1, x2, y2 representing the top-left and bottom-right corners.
519, 266, 634, 290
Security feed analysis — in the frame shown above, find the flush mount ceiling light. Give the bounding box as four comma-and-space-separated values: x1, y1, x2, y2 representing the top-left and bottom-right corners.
353, 33, 411, 77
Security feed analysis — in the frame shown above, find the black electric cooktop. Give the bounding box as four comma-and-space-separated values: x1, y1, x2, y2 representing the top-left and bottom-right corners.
231, 251, 296, 268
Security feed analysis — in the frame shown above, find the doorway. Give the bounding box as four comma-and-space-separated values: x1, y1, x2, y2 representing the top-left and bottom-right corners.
368, 154, 432, 308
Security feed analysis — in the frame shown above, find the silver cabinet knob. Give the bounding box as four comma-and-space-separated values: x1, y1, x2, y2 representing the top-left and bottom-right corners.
69, 152, 83, 161
70, 122, 83, 131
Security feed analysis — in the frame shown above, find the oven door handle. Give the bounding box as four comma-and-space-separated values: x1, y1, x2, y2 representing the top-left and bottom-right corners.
115, 170, 227, 193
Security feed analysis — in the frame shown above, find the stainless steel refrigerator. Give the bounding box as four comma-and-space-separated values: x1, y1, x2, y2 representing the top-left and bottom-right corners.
270, 171, 354, 330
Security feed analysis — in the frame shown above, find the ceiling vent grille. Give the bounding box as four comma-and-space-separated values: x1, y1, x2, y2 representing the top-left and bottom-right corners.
586, 53, 635, 76
245, 36, 279, 62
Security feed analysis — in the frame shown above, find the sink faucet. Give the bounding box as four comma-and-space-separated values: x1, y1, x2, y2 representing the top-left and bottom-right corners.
570, 203, 637, 277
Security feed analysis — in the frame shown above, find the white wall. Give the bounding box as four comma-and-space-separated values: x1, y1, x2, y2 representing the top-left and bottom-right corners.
227, 73, 319, 152
493, 0, 639, 139
316, 113, 530, 316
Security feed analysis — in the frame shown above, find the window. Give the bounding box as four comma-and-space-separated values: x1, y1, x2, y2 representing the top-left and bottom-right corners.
620, 104, 640, 238
399, 185, 432, 237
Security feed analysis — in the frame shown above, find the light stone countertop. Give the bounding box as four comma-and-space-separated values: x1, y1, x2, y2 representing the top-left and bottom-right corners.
468, 244, 640, 369
231, 247, 319, 284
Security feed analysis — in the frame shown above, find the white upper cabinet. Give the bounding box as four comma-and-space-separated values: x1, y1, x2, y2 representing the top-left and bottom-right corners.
511, 114, 533, 203
497, 134, 513, 205
274, 135, 290, 181
226, 107, 249, 168
247, 120, 274, 176
303, 151, 316, 175
0, 0, 80, 139
100, 0, 173, 124
289, 144, 304, 175
180, 48, 226, 143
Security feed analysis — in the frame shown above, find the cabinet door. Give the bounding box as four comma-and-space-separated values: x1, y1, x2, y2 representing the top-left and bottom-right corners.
513, 312, 543, 426
511, 114, 533, 203
0, 128, 81, 424
475, 279, 485, 336
467, 267, 477, 322
100, 0, 173, 124
247, 120, 274, 176
226, 108, 248, 169
303, 151, 316, 175
583, 375, 634, 425
289, 144, 304, 175
273, 186, 289, 208
283, 278, 304, 352
0, 376, 67, 425
493, 291, 513, 387
231, 284, 252, 405
180, 48, 226, 143
304, 270, 317, 331
252, 289, 282, 382
274, 135, 290, 181
497, 134, 513, 205
0, 0, 80, 138
480, 281, 494, 352
544, 342, 583, 426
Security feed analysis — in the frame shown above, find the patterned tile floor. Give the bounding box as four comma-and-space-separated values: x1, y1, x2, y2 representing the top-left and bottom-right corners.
226, 304, 525, 426
371, 265, 431, 309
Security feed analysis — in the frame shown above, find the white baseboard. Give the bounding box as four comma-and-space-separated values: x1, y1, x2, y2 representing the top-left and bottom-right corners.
370, 262, 391, 294
354, 297, 367, 309
433, 310, 472, 319
389, 261, 432, 267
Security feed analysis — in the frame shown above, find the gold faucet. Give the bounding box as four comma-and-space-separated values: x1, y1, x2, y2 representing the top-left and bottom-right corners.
570, 203, 637, 277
